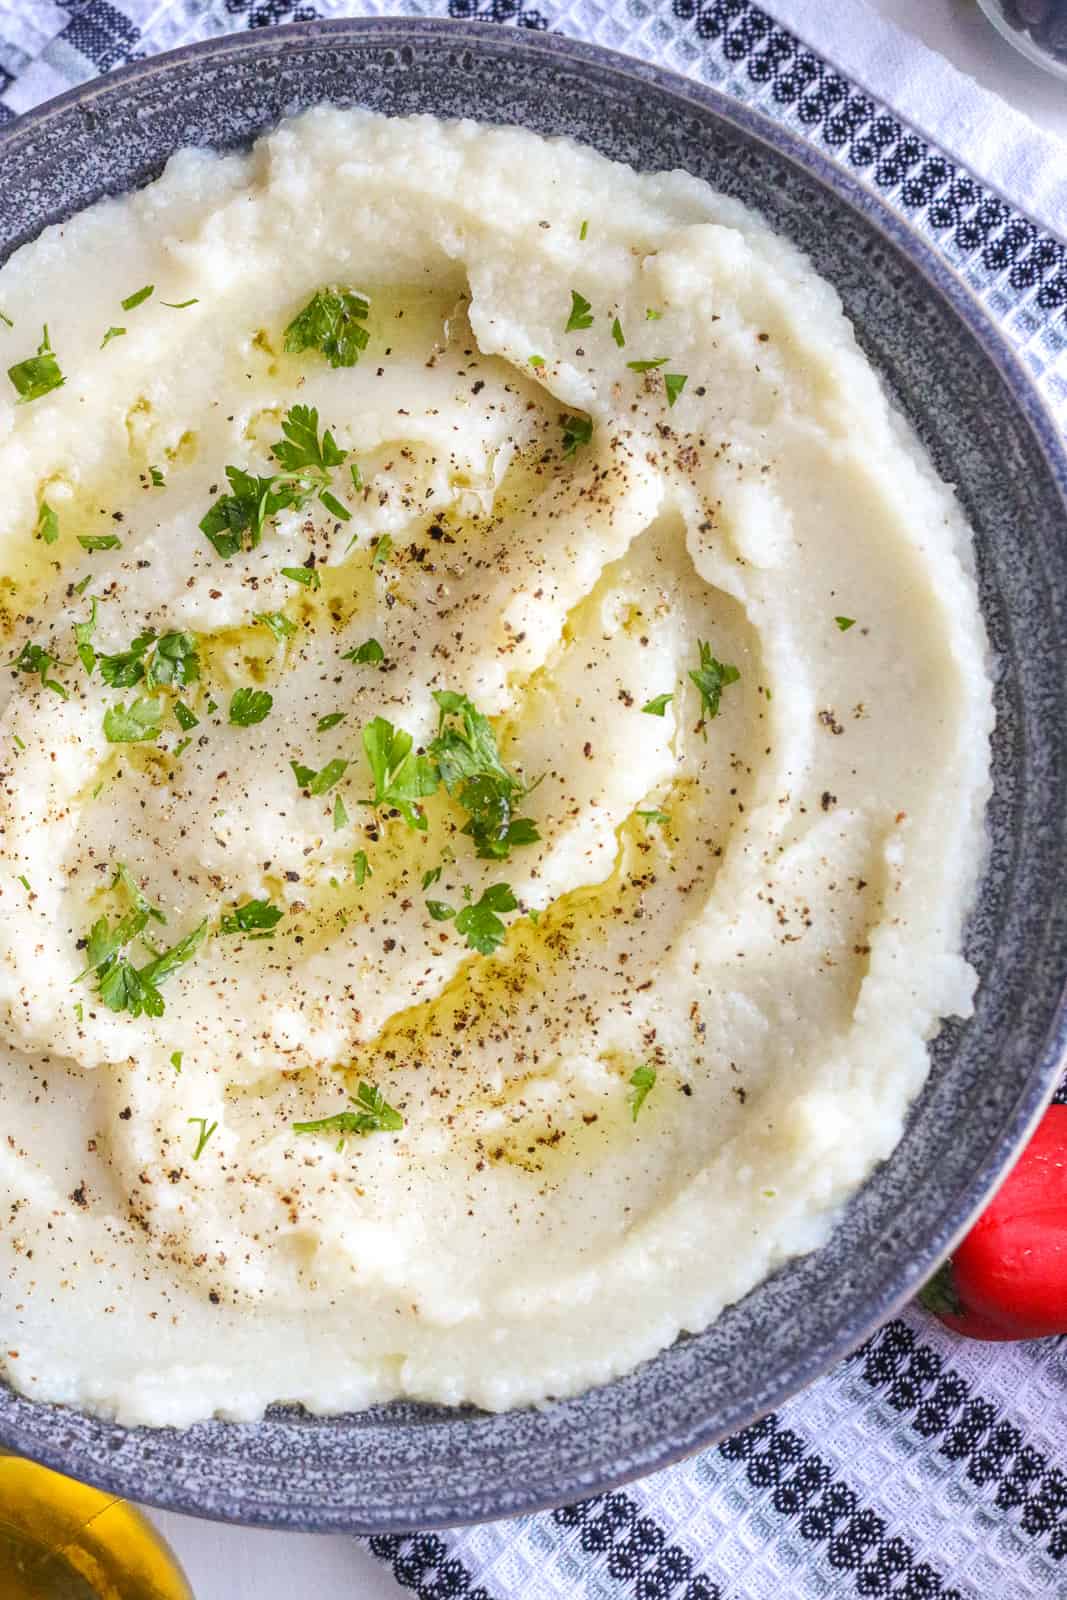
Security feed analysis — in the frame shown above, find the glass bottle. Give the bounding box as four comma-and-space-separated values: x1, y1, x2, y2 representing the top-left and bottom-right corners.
0, 1454, 193, 1600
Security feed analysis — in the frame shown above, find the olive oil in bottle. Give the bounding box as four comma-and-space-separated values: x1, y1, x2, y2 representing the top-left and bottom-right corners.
0, 1455, 193, 1600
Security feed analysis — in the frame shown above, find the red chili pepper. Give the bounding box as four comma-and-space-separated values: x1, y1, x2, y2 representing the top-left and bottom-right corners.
918, 1102, 1067, 1341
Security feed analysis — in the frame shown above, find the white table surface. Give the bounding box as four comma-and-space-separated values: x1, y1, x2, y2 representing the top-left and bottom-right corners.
137, 5, 1064, 1594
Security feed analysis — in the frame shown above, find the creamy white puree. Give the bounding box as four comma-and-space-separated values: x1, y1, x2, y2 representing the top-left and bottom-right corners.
0, 110, 991, 1425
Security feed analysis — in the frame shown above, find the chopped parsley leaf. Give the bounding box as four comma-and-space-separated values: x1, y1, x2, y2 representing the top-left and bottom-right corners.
642, 692, 673, 716
0, 310, 11, 328
664, 372, 687, 407
113, 861, 166, 924
101, 326, 126, 348
361, 716, 437, 830
628, 1062, 656, 1121
35, 502, 59, 544
17, 874, 31, 895
688, 640, 740, 736
172, 736, 193, 758
835, 616, 856, 631
291, 756, 349, 797
350, 463, 363, 492
162, 298, 199, 309
171, 1051, 183, 1073
73, 574, 93, 595
200, 467, 289, 559
560, 413, 592, 456
454, 882, 518, 956
270, 403, 349, 519
8, 325, 65, 404
646, 308, 663, 320
317, 711, 346, 732
81, 912, 206, 1018
78, 534, 122, 552
422, 865, 443, 890
256, 611, 296, 641
333, 793, 348, 831
344, 637, 384, 665
579, 219, 589, 241
626, 357, 667, 372
352, 850, 371, 886
566, 290, 594, 332
529, 354, 545, 369
174, 701, 198, 731
636, 809, 670, 825
149, 466, 165, 487
13, 641, 67, 698
188, 1117, 217, 1160
284, 287, 370, 368
103, 695, 164, 743
220, 898, 282, 935
611, 317, 625, 348
293, 1080, 402, 1148
12, 734, 25, 752
426, 900, 455, 921
146, 631, 199, 690
281, 566, 321, 590
372, 534, 393, 568
98, 630, 155, 688
121, 285, 153, 311
229, 687, 273, 726
429, 690, 539, 860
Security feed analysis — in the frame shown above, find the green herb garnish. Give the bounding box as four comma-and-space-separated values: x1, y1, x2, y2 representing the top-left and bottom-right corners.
293, 1080, 402, 1149
121, 285, 154, 311
626, 357, 668, 372
219, 899, 282, 935
101, 327, 126, 349
835, 616, 856, 632
628, 1063, 656, 1120
229, 687, 273, 726
333, 793, 348, 831
343, 638, 384, 665
642, 693, 673, 716
426, 900, 455, 921
611, 317, 625, 348
664, 373, 687, 407
560, 413, 592, 456
636, 809, 670, 825
429, 690, 538, 860
35, 502, 59, 545
149, 466, 166, 487
78, 534, 122, 552
188, 1116, 217, 1159
688, 641, 740, 736
284, 287, 370, 368
256, 611, 296, 642
361, 716, 437, 830
352, 850, 371, 886
13, 641, 67, 698
372, 534, 393, 569
454, 882, 518, 956
579, 219, 589, 241
173, 701, 198, 731
103, 695, 164, 743
281, 566, 321, 590
8, 325, 65, 403
291, 756, 349, 797
171, 1051, 183, 1073
317, 711, 346, 732
565, 290, 594, 333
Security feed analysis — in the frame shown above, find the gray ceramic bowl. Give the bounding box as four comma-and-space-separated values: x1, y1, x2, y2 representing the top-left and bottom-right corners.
0, 17, 1065, 1534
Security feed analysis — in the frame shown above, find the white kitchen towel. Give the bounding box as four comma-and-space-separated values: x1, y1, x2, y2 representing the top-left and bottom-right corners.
1, 3, 1066, 1597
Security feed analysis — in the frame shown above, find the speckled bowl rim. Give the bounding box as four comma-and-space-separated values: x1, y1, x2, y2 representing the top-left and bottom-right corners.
0, 16, 1064, 1532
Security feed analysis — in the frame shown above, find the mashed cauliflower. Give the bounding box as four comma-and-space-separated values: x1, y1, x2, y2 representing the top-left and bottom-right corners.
0, 110, 991, 1425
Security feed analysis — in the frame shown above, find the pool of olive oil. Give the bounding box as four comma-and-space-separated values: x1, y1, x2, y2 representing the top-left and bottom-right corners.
0, 1457, 193, 1600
